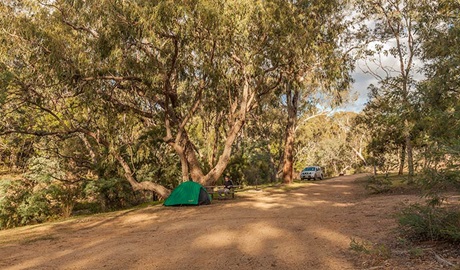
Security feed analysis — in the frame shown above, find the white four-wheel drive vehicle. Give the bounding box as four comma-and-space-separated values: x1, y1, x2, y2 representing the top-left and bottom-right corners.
300, 166, 323, 180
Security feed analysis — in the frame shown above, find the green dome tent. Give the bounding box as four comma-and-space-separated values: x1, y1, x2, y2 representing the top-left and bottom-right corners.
164, 180, 211, 206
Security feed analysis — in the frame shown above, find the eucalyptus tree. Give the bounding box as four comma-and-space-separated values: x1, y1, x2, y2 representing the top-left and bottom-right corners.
2, 1, 334, 198
278, 0, 354, 184
0, 1, 176, 198
355, 86, 407, 174
85, 0, 296, 187
420, 0, 460, 141
355, 0, 430, 178
417, 0, 460, 169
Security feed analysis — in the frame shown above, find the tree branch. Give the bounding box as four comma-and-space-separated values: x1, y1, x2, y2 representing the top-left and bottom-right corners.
81, 76, 142, 82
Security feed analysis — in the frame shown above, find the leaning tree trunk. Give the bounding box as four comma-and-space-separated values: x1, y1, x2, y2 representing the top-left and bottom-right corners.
177, 147, 191, 182
112, 151, 171, 199
83, 130, 172, 199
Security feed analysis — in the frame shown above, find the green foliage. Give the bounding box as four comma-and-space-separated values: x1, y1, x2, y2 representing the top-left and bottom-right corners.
398, 204, 460, 243
0, 135, 36, 171
355, 86, 409, 175
350, 238, 371, 254
25, 157, 85, 216
0, 156, 83, 228
242, 150, 274, 186
0, 176, 60, 229
3, 0, 456, 228
417, 169, 460, 204
365, 175, 392, 194
0, 0, 357, 198
127, 135, 182, 190
295, 112, 367, 177
0, 160, 156, 229
416, 1, 460, 180
222, 141, 277, 186
84, 178, 142, 212
0, 179, 29, 228
355, 0, 460, 181
349, 238, 391, 260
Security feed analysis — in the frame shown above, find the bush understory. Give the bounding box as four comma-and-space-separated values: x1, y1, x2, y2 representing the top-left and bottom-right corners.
398, 204, 460, 243
0, 176, 154, 230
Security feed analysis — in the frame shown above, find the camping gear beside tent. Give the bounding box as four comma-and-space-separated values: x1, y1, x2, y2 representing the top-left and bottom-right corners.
164, 180, 211, 206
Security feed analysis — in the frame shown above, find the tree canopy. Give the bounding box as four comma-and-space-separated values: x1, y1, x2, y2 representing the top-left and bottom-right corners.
0, 0, 352, 202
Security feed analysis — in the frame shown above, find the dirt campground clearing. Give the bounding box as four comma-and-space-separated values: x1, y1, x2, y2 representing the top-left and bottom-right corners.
0, 174, 459, 270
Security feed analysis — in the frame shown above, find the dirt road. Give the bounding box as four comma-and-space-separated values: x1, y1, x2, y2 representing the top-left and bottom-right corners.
0, 174, 454, 269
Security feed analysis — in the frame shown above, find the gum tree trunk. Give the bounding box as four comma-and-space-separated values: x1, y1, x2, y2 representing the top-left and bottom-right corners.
282, 83, 299, 184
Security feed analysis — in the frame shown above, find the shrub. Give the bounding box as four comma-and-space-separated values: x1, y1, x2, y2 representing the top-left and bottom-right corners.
398, 204, 460, 243
0, 157, 86, 229
0, 179, 31, 228
349, 238, 392, 258
83, 178, 147, 212
418, 169, 460, 204
0, 177, 59, 229
350, 238, 371, 254
365, 175, 392, 194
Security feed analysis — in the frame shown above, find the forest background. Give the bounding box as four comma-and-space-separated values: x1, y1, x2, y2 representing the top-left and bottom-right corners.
0, 0, 459, 234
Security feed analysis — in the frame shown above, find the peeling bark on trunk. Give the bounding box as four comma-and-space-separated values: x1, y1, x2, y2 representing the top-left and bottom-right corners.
282, 83, 298, 184
178, 148, 190, 182
78, 133, 98, 164
198, 80, 252, 185
282, 126, 295, 184
209, 114, 222, 168
199, 116, 246, 185
168, 134, 205, 182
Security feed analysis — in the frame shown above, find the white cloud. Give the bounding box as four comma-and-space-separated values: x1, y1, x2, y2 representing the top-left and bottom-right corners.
339, 38, 425, 112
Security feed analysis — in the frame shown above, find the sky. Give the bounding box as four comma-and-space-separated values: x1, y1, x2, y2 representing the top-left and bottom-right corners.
339, 44, 425, 113
334, 58, 382, 113
336, 11, 423, 113
341, 66, 376, 112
